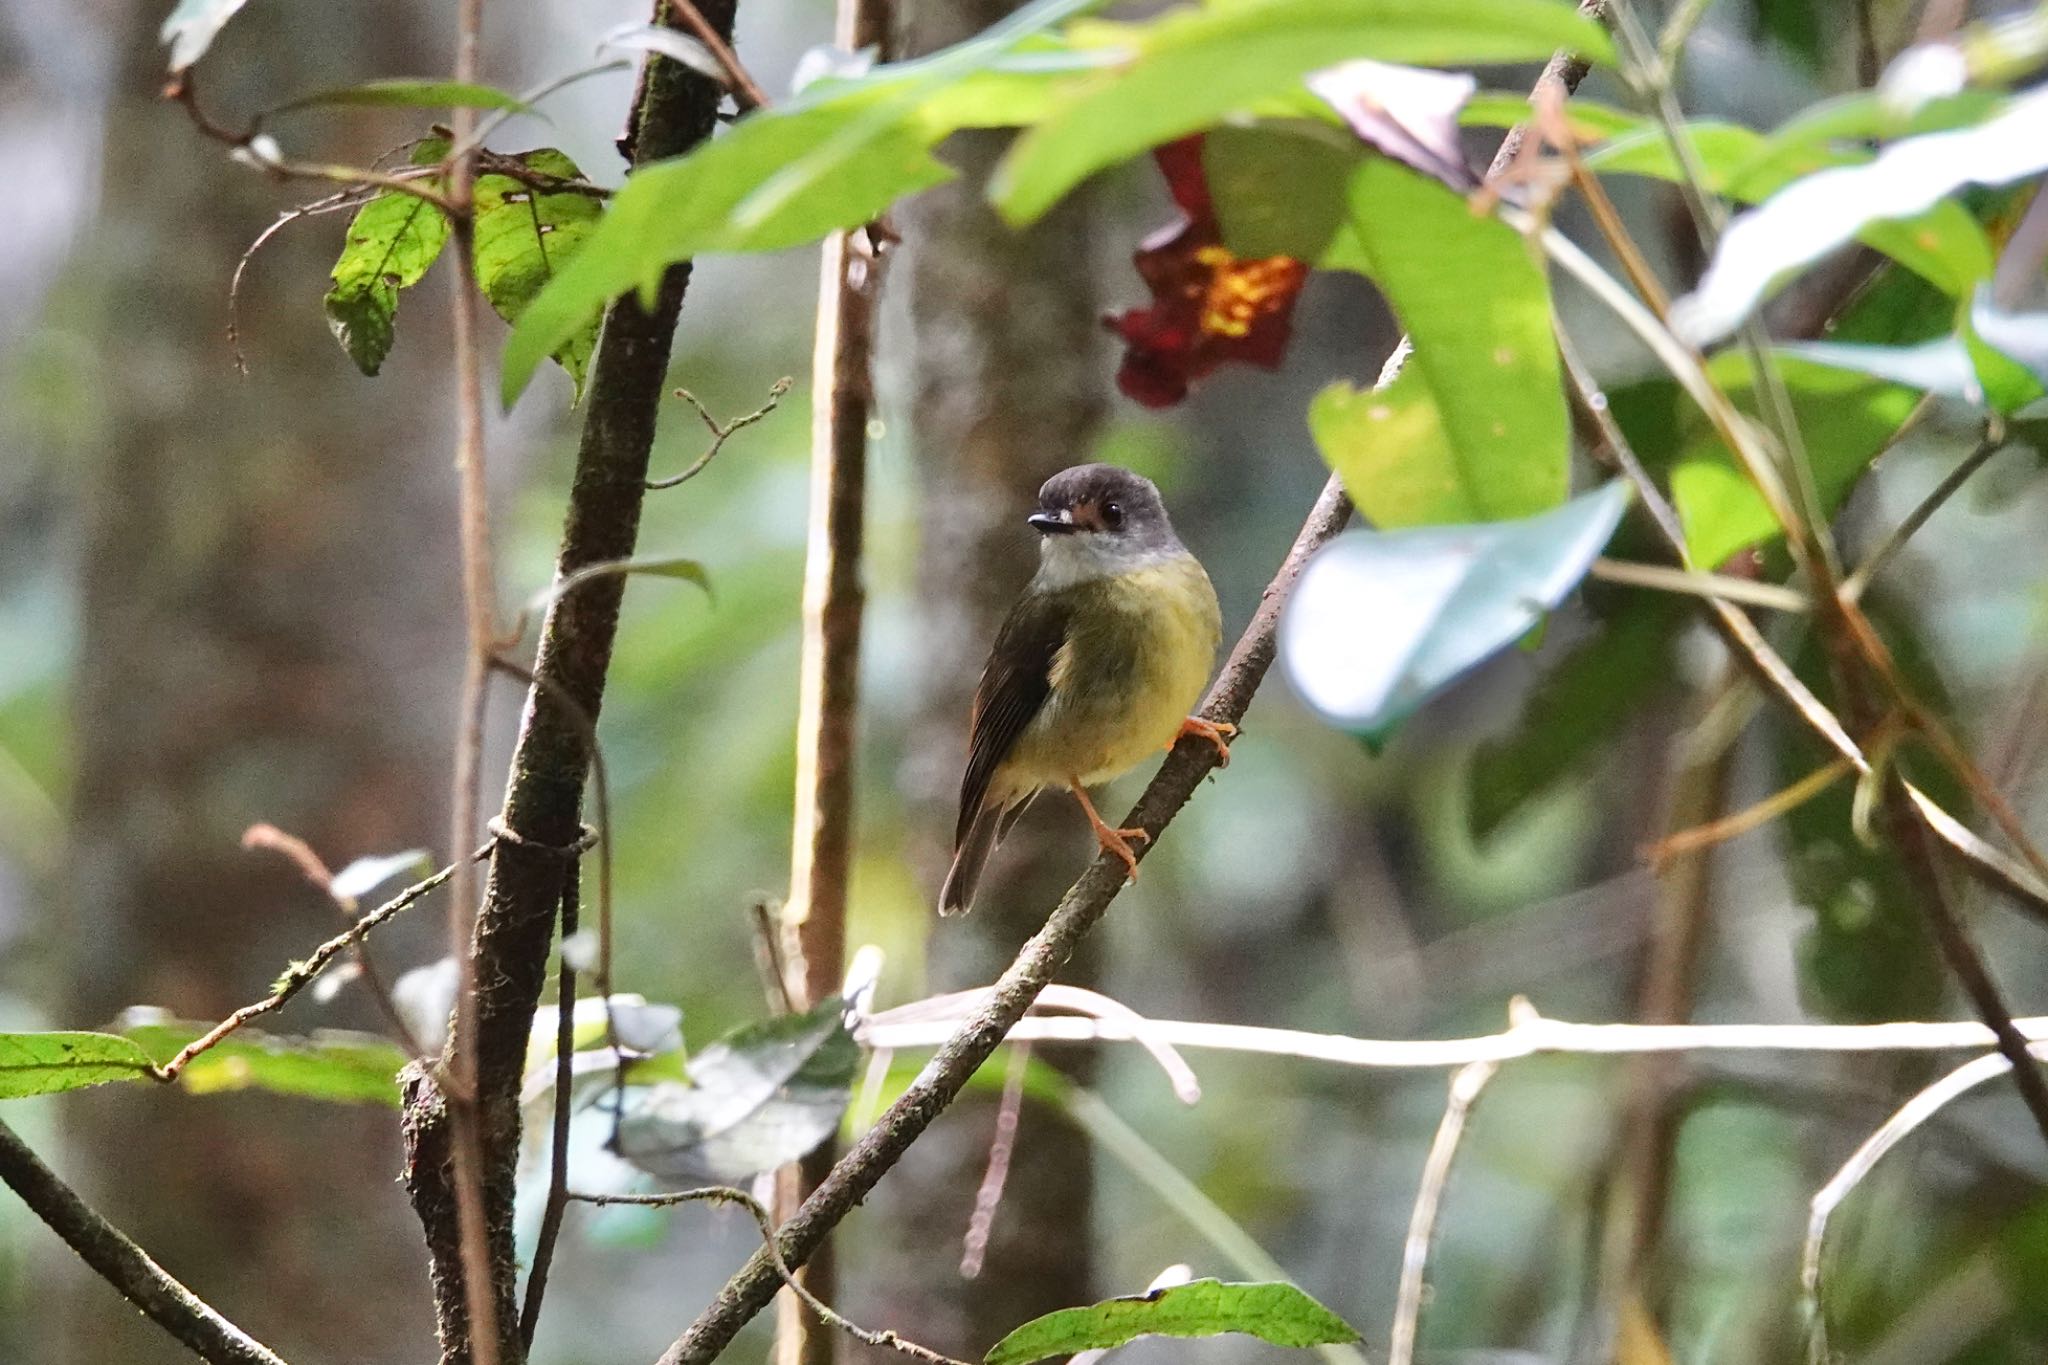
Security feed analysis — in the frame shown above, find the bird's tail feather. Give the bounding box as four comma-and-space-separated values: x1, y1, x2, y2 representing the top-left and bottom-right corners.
940, 802, 1003, 917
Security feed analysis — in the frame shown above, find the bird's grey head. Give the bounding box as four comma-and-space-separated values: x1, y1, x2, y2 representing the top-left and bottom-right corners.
1026, 464, 1185, 587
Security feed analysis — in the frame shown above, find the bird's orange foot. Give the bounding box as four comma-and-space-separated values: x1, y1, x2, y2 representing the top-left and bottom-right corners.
1067, 780, 1151, 883
1093, 823, 1150, 882
1176, 716, 1238, 767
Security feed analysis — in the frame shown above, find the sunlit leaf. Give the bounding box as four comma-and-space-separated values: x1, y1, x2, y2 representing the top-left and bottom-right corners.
1281, 484, 1631, 739
0, 1031, 157, 1098
1203, 124, 1357, 264
120, 1011, 407, 1106
472, 147, 604, 400
160, 0, 253, 72
273, 79, 532, 115
613, 996, 858, 1182
984, 1279, 1359, 1365
1311, 159, 1568, 527
1665, 354, 1921, 569
991, 0, 1613, 227
324, 140, 451, 377
1675, 86, 2048, 343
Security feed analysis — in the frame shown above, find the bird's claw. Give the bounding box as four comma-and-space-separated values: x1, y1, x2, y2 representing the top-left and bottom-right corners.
1094, 824, 1150, 882
1176, 716, 1237, 766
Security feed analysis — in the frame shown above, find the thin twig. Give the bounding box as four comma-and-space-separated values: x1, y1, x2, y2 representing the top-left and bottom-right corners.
519, 853, 582, 1347
1391, 1060, 1501, 1365
573, 1188, 971, 1365
1643, 758, 1854, 868
1844, 421, 2006, 602
646, 377, 791, 489
861, 1000, 2048, 1069
0, 1120, 290, 1365
663, 0, 773, 110
443, 0, 504, 1346
1589, 557, 1809, 614
238, 823, 428, 1058
158, 855, 469, 1082
228, 188, 368, 375
959, 1040, 1030, 1279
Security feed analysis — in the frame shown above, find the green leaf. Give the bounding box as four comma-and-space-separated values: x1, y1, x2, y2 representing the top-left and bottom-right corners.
992, 0, 1613, 227
122, 1013, 407, 1106
472, 148, 604, 400
0, 1031, 158, 1098
1666, 354, 1920, 569
1204, 123, 1357, 262
159, 0, 252, 72
1468, 595, 1684, 838
273, 79, 533, 115
984, 1279, 1359, 1365
501, 103, 948, 406
613, 996, 858, 1182
1281, 484, 1631, 739
324, 140, 451, 377
502, 0, 1103, 406
1311, 159, 1568, 527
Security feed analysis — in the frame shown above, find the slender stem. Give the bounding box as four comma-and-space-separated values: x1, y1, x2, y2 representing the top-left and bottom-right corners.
667, 0, 772, 110
1589, 558, 1809, 614
1844, 424, 2006, 601
519, 856, 581, 1346
0, 1120, 289, 1365
397, 4, 740, 1361
1390, 1061, 1500, 1365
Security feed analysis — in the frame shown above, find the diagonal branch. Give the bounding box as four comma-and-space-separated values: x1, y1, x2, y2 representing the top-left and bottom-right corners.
658, 472, 1356, 1365
0, 1119, 289, 1365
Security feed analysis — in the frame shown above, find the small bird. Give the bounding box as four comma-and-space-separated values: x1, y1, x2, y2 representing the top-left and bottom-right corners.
939, 463, 1231, 916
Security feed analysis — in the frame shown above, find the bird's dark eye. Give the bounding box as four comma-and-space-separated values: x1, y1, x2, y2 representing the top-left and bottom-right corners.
1102, 501, 1125, 530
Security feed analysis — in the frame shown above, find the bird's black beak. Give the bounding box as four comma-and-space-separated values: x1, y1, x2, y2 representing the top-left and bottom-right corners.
1028, 510, 1077, 535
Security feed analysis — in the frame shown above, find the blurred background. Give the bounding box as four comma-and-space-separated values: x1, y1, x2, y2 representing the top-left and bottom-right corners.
5, 0, 2048, 1362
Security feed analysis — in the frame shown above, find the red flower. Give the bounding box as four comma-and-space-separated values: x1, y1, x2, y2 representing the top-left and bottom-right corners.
1104, 137, 1309, 408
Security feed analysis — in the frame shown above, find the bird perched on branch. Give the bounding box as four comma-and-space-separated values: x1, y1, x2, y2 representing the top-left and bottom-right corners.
940, 463, 1229, 916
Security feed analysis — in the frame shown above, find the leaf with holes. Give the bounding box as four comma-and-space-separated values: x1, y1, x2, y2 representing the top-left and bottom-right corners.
984, 1280, 1359, 1365
612, 996, 858, 1182
0, 1031, 158, 1098
473, 148, 605, 401
324, 140, 451, 377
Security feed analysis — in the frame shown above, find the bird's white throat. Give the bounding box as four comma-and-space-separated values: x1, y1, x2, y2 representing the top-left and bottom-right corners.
1031, 534, 1184, 591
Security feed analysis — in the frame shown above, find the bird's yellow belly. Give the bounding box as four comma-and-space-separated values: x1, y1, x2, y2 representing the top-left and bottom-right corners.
1004, 558, 1221, 793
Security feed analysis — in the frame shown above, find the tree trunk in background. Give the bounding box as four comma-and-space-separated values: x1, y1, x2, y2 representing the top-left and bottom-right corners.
51, 6, 459, 1361
852, 1, 1105, 1354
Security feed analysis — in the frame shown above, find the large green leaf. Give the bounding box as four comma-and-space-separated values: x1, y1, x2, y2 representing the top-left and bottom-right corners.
991, 0, 1612, 226
0, 1031, 157, 1098
502, 0, 1102, 406
1282, 484, 1631, 739
123, 1014, 408, 1106
1666, 354, 1920, 570
472, 148, 604, 401
984, 1280, 1359, 1365
1311, 159, 1568, 528
324, 141, 451, 377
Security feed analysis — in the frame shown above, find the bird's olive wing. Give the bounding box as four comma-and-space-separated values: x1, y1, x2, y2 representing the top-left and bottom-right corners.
956, 591, 1069, 847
